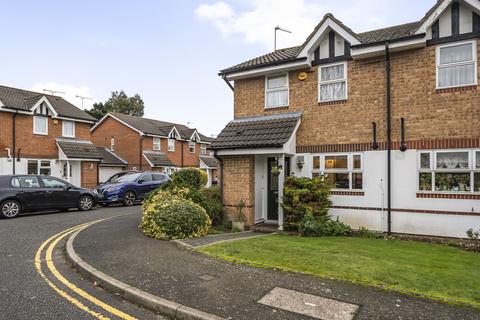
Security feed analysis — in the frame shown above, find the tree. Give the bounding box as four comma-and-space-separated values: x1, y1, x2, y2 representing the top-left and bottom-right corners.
87, 90, 144, 119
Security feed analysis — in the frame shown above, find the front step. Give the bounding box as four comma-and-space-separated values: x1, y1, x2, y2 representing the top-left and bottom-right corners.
252, 223, 279, 234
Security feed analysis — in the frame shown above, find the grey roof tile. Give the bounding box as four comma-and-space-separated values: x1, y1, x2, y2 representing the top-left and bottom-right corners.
0, 85, 96, 121
97, 147, 127, 166
357, 21, 420, 45
199, 155, 219, 168
143, 151, 174, 167
211, 113, 301, 150
57, 140, 103, 159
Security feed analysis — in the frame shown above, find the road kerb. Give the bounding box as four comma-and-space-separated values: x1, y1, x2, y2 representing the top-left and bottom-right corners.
65, 225, 225, 320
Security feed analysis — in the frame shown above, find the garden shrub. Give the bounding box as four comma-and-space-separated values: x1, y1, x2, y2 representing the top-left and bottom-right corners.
298, 214, 352, 237
168, 168, 208, 190
466, 228, 480, 252
282, 175, 331, 231
323, 218, 352, 236
358, 226, 377, 238
140, 189, 211, 240
200, 185, 223, 226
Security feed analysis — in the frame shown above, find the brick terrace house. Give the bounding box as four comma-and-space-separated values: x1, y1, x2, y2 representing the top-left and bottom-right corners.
0, 85, 104, 189
91, 112, 216, 179
211, 0, 480, 237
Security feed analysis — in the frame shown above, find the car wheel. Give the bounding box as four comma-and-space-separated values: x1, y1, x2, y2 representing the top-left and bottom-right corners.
78, 195, 94, 211
0, 200, 21, 219
123, 191, 136, 206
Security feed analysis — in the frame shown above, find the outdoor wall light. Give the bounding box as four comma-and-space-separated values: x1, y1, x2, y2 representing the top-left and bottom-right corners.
296, 155, 305, 170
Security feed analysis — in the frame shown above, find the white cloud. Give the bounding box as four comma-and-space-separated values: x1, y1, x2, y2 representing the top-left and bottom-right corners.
195, 0, 405, 50
31, 82, 95, 109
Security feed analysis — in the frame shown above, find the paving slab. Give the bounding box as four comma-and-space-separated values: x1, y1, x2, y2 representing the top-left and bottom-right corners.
72, 213, 480, 320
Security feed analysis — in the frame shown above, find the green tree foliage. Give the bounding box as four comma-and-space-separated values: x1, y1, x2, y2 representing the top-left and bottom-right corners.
282, 175, 332, 231
87, 90, 144, 119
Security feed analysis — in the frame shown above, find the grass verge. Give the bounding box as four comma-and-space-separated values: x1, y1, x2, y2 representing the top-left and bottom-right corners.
199, 234, 480, 308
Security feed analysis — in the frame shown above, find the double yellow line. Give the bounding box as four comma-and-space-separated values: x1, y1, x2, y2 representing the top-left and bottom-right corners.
35, 222, 137, 320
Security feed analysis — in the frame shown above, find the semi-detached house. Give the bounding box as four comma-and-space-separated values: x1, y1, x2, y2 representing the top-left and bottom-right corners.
212, 0, 480, 238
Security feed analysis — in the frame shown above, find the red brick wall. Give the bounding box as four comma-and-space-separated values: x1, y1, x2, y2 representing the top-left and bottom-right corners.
81, 161, 98, 189
0, 112, 92, 158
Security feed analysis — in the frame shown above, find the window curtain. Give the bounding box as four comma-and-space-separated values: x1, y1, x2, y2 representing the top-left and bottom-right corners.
321, 64, 344, 81
267, 90, 288, 106
438, 43, 475, 87
436, 152, 469, 169
320, 82, 346, 101
439, 44, 472, 64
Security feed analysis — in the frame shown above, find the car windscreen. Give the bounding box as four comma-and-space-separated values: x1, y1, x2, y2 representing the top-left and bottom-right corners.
114, 172, 143, 183
106, 172, 128, 183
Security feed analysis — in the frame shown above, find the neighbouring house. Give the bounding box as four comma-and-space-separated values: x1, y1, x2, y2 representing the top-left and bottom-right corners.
90, 112, 215, 177
212, 0, 480, 238
96, 147, 128, 183
0, 85, 102, 189
199, 155, 220, 186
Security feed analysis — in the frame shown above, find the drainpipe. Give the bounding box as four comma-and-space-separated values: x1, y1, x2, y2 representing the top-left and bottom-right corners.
139, 134, 145, 170
385, 42, 392, 236
12, 112, 17, 174
213, 150, 224, 204
181, 140, 184, 168
221, 75, 234, 92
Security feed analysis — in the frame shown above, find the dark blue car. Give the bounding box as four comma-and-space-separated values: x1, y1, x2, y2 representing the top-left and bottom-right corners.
95, 171, 170, 206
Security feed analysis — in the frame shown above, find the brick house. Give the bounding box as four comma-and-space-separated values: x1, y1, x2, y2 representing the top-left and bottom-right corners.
212, 0, 480, 238
91, 112, 214, 177
0, 85, 103, 189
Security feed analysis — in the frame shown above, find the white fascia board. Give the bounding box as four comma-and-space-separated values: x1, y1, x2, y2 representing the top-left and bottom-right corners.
0, 99, 4, 107
0, 107, 32, 115
351, 37, 426, 59
142, 152, 155, 167
91, 113, 144, 135
190, 130, 201, 142
104, 148, 128, 164
225, 60, 310, 81
56, 116, 95, 124
32, 96, 58, 117
145, 133, 167, 138
216, 148, 287, 156
298, 18, 361, 58
168, 126, 181, 140
415, 0, 453, 34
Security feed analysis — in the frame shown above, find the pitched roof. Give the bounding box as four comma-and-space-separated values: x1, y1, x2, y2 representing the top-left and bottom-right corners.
0, 85, 96, 122
219, 1, 444, 75
211, 112, 301, 150
143, 151, 174, 167
199, 155, 219, 168
97, 147, 128, 166
108, 112, 211, 142
56, 140, 103, 159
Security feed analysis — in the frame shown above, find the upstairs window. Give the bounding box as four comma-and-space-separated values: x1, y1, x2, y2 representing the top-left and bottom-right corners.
33, 116, 48, 135
265, 74, 288, 108
168, 139, 175, 152
110, 137, 115, 151
62, 121, 75, 138
437, 41, 477, 89
189, 141, 195, 153
200, 144, 207, 155
153, 137, 161, 151
319, 62, 347, 102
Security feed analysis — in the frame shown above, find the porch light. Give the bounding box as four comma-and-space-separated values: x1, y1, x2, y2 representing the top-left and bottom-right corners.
296, 156, 305, 170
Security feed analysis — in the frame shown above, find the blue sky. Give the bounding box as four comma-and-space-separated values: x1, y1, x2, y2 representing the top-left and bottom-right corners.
1, 0, 435, 136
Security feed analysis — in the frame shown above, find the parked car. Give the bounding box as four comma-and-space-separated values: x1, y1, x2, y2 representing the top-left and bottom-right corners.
0, 175, 97, 219
95, 171, 170, 206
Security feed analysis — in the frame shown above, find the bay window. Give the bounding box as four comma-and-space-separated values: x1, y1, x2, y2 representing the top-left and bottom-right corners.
312, 153, 363, 190
418, 150, 480, 193
319, 62, 347, 102
265, 74, 288, 108
436, 40, 477, 89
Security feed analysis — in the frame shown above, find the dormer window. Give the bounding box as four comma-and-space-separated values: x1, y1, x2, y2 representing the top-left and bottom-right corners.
319, 62, 347, 102
265, 74, 289, 108
436, 40, 477, 89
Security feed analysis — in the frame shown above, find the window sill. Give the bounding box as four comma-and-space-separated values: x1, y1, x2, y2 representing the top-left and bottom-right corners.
264, 105, 289, 112
318, 99, 347, 106
330, 190, 364, 196
416, 192, 480, 200
33, 132, 48, 136
435, 85, 477, 93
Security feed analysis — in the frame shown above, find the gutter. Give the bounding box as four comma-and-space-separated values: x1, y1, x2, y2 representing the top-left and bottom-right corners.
222, 76, 234, 92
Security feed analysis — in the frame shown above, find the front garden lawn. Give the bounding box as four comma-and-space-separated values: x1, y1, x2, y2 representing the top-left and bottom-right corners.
200, 234, 480, 308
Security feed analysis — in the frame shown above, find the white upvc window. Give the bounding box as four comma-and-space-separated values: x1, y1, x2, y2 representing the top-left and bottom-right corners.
318, 62, 347, 102
62, 120, 75, 138
436, 40, 477, 89
33, 116, 48, 135
311, 153, 363, 190
27, 160, 51, 175
265, 73, 289, 108
189, 141, 195, 153
110, 137, 115, 151
153, 137, 161, 151
168, 138, 175, 152
418, 150, 480, 193
200, 144, 207, 155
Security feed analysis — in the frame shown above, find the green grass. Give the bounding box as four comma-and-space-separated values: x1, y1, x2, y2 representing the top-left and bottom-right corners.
199, 234, 480, 308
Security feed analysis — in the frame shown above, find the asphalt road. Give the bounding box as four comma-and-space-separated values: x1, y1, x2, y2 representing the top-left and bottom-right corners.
0, 205, 164, 320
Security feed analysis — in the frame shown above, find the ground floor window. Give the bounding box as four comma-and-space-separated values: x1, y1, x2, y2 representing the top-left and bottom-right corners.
28, 160, 51, 175
418, 150, 480, 193
311, 153, 363, 190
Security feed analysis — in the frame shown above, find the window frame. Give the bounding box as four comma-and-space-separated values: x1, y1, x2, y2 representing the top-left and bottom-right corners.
435, 40, 478, 90
318, 61, 348, 103
62, 120, 75, 138
264, 73, 289, 109
33, 116, 48, 135
417, 149, 480, 193
311, 153, 363, 191
27, 159, 51, 176
189, 141, 195, 153
168, 138, 175, 152
200, 144, 207, 155
110, 137, 115, 152
153, 137, 161, 151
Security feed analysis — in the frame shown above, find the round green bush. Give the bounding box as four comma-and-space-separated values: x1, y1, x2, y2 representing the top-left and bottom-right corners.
140, 190, 211, 240
169, 168, 208, 190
